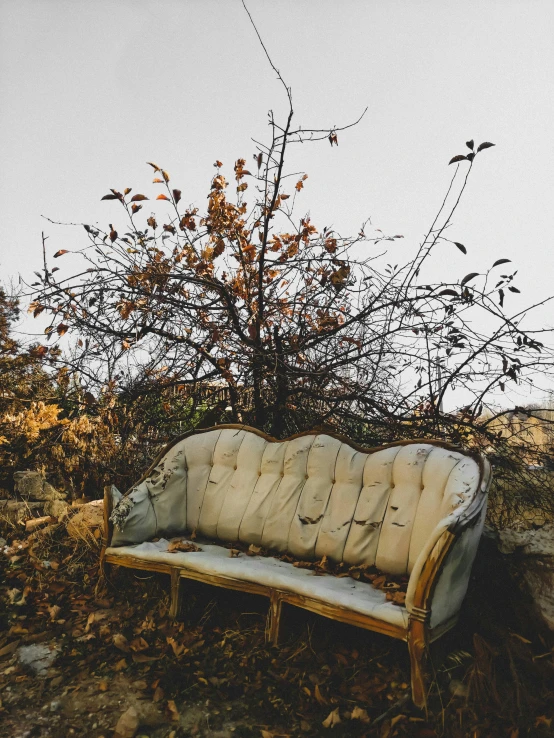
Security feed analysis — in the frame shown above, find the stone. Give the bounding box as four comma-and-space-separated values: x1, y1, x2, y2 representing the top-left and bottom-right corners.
44, 499, 70, 518
113, 706, 140, 738
13, 471, 66, 501
66, 499, 104, 542
470, 524, 554, 634
0, 499, 45, 523
496, 524, 554, 557
18, 644, 59, 676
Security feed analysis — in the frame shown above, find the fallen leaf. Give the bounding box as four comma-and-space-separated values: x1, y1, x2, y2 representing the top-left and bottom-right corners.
314, 684, 327, 705
167, 636, 185, 657
322, 708, 341, 728
167, 539, 201, 553
0, 640, 20, 658
132, 652, 160, 663
85, 611, 108, 633
153, 686, 164, 702
130, 637, 149, 652
167, 699, 180, 722
113, 633, 130, 652
391, 714, 406, 728
351, 706, 370, 723
386, 591, 406, 606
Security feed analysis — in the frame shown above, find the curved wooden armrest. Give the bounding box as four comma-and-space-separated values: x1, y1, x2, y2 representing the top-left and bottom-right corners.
407, 528, 456, 616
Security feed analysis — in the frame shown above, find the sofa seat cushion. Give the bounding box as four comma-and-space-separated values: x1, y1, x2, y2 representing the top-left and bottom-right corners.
106, 538, 409, 629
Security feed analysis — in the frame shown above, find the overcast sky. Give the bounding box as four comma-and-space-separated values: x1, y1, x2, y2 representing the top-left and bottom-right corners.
1, 0, 553, 400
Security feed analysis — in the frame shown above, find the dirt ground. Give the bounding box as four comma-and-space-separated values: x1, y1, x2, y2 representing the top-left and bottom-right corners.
1, 520, 553, 738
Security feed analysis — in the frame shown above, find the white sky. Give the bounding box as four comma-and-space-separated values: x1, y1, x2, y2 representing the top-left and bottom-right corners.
1, 0, 553, 402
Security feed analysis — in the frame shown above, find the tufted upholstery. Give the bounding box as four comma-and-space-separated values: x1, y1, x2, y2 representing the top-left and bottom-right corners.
110, 428, 481, 577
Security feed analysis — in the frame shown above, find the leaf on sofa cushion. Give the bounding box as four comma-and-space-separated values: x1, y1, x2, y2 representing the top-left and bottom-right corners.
167, 539, 201, 553
293, 560, 313, 569
386, 591, 407, 605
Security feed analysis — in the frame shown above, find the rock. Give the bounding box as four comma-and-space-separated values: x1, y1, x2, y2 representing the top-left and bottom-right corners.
18, 644, 58, 676
44, 498, 69, 518
496, 524, 554, 557
0, 499, 45, 523
13, 471, 66, 501
470, 524, 554, 635
66, 499, 104, 542
498, 524, 554, 633
113, 706, 140, 738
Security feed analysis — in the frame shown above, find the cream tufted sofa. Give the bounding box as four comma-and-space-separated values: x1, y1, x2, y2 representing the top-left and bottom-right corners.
101, 425, 491, 707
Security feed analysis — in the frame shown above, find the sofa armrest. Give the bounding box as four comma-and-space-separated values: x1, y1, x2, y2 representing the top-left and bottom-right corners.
102, 485, 119, 548
406, 459, 491, 627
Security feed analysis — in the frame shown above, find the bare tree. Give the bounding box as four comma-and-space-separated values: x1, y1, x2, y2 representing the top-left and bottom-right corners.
25, 4, 554, 522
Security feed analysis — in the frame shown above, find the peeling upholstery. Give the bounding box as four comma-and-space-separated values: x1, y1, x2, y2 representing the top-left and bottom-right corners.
111, 431, 481, 573
105, 538, 409, 628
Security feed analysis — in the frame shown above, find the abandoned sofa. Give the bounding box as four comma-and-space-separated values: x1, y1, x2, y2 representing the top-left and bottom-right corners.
101, 425, 491, 707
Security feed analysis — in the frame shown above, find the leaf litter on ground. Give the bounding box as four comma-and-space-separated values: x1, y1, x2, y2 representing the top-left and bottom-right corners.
0, 516, 552, 737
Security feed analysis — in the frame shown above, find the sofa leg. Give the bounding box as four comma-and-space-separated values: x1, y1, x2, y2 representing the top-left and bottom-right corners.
170, 570, 183, 621
266, 592, 283, 646
408, 617, 429, 710
100, 554, 109, 581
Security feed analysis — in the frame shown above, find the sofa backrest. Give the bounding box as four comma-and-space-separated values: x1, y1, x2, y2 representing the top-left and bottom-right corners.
111, 427, 484, 575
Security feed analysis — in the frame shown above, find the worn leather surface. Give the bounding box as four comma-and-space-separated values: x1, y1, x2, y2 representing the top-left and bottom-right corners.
108, 429, 489, 627
111, 430, 482, 574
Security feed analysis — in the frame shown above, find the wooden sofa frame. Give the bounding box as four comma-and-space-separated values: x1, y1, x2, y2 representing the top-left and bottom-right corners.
100, 424, 491, 709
